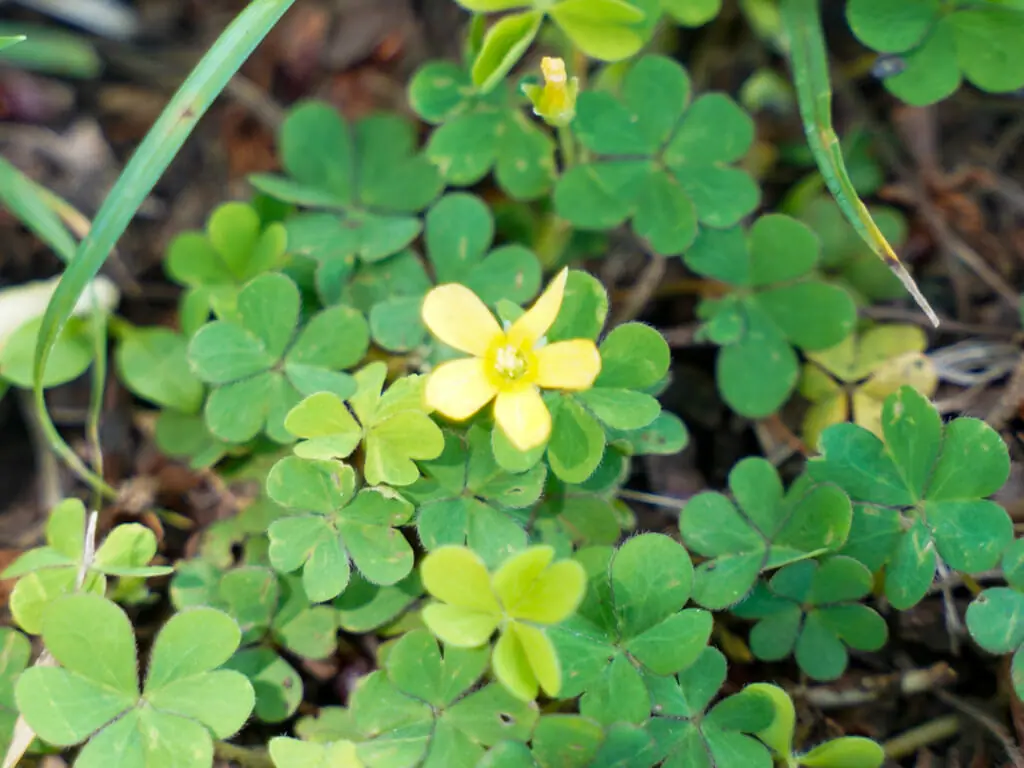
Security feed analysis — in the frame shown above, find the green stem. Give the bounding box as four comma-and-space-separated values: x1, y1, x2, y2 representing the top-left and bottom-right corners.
557, 124, 576, 169
86, 299, 108, 511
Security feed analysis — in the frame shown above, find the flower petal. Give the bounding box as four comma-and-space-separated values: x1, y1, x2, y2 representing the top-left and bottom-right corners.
514, 623, 561, 697
425, 358, 499, 420
492, 626, 539, 701
421, 546, 500, 613
423, 603, 500, 647
534, 340, 601, 390
494, 387, 551, 451
507, 267, 568, 347
422, 284, 502, 356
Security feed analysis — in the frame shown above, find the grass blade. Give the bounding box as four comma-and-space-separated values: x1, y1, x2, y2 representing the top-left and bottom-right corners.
781, 0, 939, 327
31, 0, 296, 495
0, 157, 78, 264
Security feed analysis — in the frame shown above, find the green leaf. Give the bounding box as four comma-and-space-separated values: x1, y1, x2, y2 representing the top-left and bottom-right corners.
16, 666, 135, 746
662, 0, 720, 26
548, 395, 607, 483
116, 328, 204, 413
549, 0, 648, 61
547, 270, 610, 343
472, 11, 543, 92
0, 316, 93, 389
267, 457, 356, 514
845, 0, 938, 53
335, 572, 421, 633
966, 587, 1024, 654
224, 647, 303, 723
800, 737, 885, 768
595, 323, 669, 391
951, 7, 1024, 93
144, 607, 242, 690
713, 302, 800, 418
885, 17, 961, 106
612, 533, 693, 636
531, 715, 604, 767
386, 629, 489, 708
41, 593, 138, 696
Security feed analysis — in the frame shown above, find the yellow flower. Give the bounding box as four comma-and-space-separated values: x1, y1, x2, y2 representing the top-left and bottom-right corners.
421, 268, 601, 451
522, 56, 579, 128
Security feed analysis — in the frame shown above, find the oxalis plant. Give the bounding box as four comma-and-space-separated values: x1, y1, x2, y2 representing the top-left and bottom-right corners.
1, 0, 1023, 767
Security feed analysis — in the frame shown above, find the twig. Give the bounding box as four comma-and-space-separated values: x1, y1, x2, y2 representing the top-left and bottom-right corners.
985, 353, 1024, 431
934, 689, 1024, 768
661, 323, 711, 348
611, 253, 667, 327
861, 306, 1020, 339
618, 489, 687, 510
799, 662, 956, 709
934, 560, 963, 656
883, 715, 960, 760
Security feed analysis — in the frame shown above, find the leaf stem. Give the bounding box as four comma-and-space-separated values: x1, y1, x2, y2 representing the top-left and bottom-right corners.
557, 124, 576, 169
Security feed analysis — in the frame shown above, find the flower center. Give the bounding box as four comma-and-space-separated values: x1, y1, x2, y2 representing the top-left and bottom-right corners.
494, 344, 528, 380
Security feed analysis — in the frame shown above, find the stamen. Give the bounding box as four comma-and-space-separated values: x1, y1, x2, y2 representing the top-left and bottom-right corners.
494, 345, 527, 379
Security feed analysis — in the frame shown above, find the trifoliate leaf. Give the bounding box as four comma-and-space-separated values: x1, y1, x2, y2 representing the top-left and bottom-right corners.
555, 55, 758, 255
810, 386, 1012, 608
681, 460, 852, 609
16, 595, 252, 768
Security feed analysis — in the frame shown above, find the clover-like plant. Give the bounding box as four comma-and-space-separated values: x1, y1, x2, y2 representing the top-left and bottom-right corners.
270, 629, 538, 766
847, 0, 1024, 106
405, 425, 545, 567
2, 498, 172, 634
749, 682, 885, 768
531, 454, 631, 550
265, 457, 415, 602
799, 323, 938, 450
547, 534, 712, 724
187, 272, 369, 443
421, 544, 585, 701
16, 594, 254, 768
249, 102, 442, 281
283, 361, 444, 486
409, 62, 556, 199
366, 192, 543, 352
554, 55, 759, 256
171, 561, 337, 722
680, 459, 853, 610
732, 557, 887, 681
165, 201, 288, 329
810, 386, 1013, 609
645, 647, 776, 768
458, 0, 655, 90
687, 214, 857, 417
